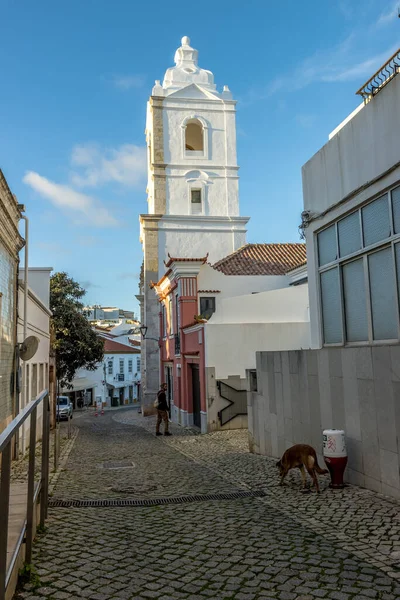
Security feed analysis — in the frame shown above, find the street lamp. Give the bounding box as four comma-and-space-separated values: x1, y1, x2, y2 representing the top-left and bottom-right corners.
139, 324, 159, 342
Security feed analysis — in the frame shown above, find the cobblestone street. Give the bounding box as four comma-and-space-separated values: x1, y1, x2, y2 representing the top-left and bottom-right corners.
15, 408, 400, 600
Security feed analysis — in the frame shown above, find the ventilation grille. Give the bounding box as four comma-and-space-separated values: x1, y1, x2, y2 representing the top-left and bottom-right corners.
49, 490, 265, 508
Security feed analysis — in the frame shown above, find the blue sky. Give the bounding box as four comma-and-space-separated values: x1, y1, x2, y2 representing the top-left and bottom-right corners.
1, 0, 399, 314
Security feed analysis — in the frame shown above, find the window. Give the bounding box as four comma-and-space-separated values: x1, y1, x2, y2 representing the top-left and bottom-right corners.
185, 120, 203, 151
320, 268, 342, 344
249, 370, 258, 392
31, 364, 37, 401
108, 360, 113, 375
317, 185, 400, 345
191, 189, 202, 215
175, 294, 180, 331
342, 259, 368, 342
136, 357, 141, 372
369, 247, 397, 340
200, 297, 216, 320
119, 359, 124, 374
128, 359, 133, 373
168, 295, 173, 334
362, 194, 390, 247
162, 304, 166, 338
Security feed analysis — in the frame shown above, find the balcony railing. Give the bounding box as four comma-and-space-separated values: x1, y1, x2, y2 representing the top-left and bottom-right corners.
356, 48, 400, 101
174, 333, 181, 355
0, 389, 50, 600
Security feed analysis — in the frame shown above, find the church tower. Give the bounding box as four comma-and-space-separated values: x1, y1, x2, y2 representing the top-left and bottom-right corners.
139, 36, 249, 412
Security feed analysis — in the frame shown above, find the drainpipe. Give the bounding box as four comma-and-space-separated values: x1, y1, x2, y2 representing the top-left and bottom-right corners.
20, 215, 29, 454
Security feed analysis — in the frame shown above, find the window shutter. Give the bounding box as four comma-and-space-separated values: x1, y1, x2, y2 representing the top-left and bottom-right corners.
392, 186, 400, 234
338, 212, 361, 257
342, 259, 368, 342
369, 247, 398, 340
318, 225, 337, 266
320, 268, 342, 344
362, 194, 390, 247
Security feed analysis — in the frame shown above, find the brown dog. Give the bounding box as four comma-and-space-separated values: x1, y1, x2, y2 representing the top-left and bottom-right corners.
277, 444, 328, 493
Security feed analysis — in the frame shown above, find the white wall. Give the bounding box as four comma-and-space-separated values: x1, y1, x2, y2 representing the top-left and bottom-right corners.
19, 268, 52, 309
302, 74, 400, 215
197, 264, 291, 304
18, 273, 52, 451
157, 222, 247, 274
302, 72, 400, 348
205, 285, 311, 379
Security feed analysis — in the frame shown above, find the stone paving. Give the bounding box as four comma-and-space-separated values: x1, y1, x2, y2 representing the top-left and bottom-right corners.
14, 407, 400, 600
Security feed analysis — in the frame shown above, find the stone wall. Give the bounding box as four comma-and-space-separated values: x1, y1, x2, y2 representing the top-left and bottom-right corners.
0, 170, 24, 434
248, 346, 400, 500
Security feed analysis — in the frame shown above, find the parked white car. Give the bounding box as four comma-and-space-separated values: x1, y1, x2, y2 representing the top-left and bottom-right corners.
56, 396, 73, 421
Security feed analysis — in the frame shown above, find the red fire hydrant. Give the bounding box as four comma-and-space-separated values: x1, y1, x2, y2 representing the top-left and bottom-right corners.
323, 429, 348, 489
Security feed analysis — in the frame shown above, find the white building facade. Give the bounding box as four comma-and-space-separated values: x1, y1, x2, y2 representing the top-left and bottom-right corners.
139, 36, 249, 413
248, 53, 400, 500
18, 267, 53, 451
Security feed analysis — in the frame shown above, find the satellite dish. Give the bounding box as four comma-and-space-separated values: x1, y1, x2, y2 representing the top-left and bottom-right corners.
19, 336, 40, 361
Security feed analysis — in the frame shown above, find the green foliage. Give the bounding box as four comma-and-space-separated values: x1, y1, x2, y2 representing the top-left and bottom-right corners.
50, 272, 104, 388
19, 563, 40, 589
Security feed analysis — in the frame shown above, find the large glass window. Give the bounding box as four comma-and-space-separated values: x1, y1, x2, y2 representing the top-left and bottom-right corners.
317, 186, 400, 345
342, 259, 368, 342
320, 268, 342, 344
338, 212, 361, 257
318, 225, 337, 266
362, 194, 390, 247
369, 247, 398, 340
392, 185, 400, 234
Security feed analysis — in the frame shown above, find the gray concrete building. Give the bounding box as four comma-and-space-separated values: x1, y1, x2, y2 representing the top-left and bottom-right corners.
248, 49, 400, 500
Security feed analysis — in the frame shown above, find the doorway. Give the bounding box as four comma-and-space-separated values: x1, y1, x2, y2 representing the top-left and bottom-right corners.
165, 366, 173, 418
191, 364, 201, 428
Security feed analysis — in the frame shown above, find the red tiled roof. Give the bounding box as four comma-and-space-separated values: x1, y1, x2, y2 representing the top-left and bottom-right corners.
103, 338, 140, 354
286, 260, 307, 273
212, 244, 307, 276
129, 339, 141, 347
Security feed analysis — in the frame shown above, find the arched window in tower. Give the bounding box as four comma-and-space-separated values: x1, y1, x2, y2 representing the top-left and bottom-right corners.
185, 120, 204, 152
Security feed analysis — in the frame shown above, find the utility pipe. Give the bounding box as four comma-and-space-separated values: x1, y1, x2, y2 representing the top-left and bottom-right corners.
20, 215, 29, 454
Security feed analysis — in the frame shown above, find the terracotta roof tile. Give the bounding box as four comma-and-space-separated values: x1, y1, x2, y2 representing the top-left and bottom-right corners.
103, 338, 140, 353
212, 243, 307, 276
165, 254, 208, 268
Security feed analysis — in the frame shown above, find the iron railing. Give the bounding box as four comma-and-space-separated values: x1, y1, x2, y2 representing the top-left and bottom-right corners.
356, 48, 400, 101
217, 381, 247, 426
0, 389, 50, 600
174, 333, 181, 355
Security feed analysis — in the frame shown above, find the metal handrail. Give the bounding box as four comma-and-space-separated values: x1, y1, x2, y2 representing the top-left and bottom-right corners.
356, 48, 400, 100
0, 389, 48, 453
0, 388, 50, 600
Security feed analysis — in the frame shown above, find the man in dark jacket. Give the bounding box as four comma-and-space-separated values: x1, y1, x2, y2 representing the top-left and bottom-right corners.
156, 383, 171, 436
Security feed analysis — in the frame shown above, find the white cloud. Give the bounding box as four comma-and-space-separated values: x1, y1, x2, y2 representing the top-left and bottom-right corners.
70, 143, 147, 188
264, 37, 397, 95
111, 74, 145, 90
377, 1, 399, 26
23, 171, 118, 228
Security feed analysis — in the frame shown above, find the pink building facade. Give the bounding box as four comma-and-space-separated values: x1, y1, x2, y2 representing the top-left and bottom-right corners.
153, 257, 208, 431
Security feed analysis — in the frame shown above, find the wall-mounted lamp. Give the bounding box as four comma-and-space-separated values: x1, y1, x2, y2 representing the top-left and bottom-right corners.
139, 325, 159, 342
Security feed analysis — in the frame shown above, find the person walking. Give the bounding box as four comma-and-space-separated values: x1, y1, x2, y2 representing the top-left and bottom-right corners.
156, 383, 171, 436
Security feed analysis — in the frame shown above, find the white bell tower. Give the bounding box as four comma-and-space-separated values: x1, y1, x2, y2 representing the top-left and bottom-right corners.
139, 36, 249, 412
